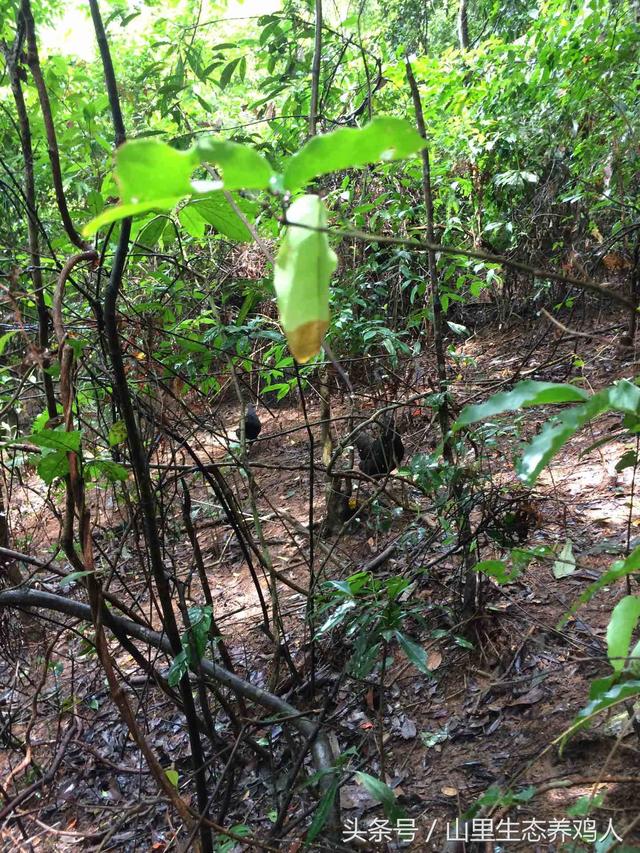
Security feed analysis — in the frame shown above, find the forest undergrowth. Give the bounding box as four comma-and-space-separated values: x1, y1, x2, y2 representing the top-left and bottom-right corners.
2, 298, 640, 852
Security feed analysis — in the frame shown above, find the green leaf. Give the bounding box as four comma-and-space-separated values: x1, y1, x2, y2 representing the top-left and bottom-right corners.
454, 381, 589, 431
517, 381, 640, 485
0, 331, 18, 355
31, 407, 62, 433
183, 193, 253, 241
561, 679, 640, 748
86, 189, 104, 215
134, 215, 167, 247
219, 57, 241, 90
117, 139, 198, 200
552, 539, 576, 578
615, 449, 638, 472
165, 768, 179, 788
85, 459, 129, 483
558, 545, 640, 628
108, 420, 127, 447
195, 138, 273, 191
36, 449, 69, 484
167, 649, 189, 687
59, 570, 91, 589
567, 793, 604, 817
305, 777, 339, 846
325, 580, 355, 596
475, 559, 520, 584
179, 204, 206, 239
282, 117, 427, 192
28, 429, 82, 452
627, 638, 640, 676
274, 194, 337, 363
607, 595, 640, 673
85, 199, 187, 234
317, 599, 356, 634
354, 772, 404, 822
83, 137, 271, 235
607, 379, 640, 413
187, 605, 212, 659
517, 398, 605, 484
394, 630, 429, 673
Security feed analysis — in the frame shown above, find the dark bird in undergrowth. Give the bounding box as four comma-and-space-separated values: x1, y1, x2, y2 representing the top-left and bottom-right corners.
237, 403, 262, 445
355, 415, 404, 478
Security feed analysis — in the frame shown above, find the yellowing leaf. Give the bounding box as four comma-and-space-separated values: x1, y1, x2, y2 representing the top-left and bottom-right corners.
165, 768, 179, 788
273, 195, 337, 363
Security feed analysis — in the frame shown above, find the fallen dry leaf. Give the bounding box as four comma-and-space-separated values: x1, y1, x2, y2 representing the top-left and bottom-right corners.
428, 650, 442, 670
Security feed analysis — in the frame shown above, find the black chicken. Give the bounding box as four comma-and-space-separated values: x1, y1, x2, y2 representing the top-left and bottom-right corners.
355, 415, 404, 477
237, 403, 262, 445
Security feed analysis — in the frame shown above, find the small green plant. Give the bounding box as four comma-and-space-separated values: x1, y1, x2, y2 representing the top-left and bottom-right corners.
317, 571, 431, 678
167, 605, 213, 686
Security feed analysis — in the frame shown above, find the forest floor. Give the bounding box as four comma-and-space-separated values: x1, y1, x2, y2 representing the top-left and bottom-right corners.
2, 302, 640, 852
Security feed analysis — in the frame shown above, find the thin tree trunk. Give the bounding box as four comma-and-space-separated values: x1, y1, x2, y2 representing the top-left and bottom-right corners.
457, 0, 470, 49
405, 59, 451, 455
1, 35, 57, 419
309, 0, 323, 136
88, 2, 212, 847
406, 58, 478, 615
21, 0, 89, 250
0, 485, 22, 587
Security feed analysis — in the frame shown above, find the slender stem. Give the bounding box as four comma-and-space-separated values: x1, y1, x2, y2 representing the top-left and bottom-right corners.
20, 0, 89, 249
309, 0, 323, 135
1, 34, 57, 418
88, 2, 211, 846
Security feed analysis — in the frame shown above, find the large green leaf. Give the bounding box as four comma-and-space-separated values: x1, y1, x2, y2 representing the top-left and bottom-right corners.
454, 381, 589, 431
135, 215, 168, 248
36, 450, 70, 484
282, 117, 427, 192
117, 139, 199, 202
517, 381, 640, 485
395, 630, 430, 673
28, 429, 82, 452
178, 204, 206, 239
317, 599, 356, 634
187, 605, 212, 659
475, 559, 520, 584
83, 137, 272, 235
273, 194, 337, 363
167, 648, 189, 687
180, 193, 253, 241
85, 199, 187, 234
84, 140, 203, 232
607, 595, 640, 673
85, 459, 129, 483
195, 138, 274, 191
